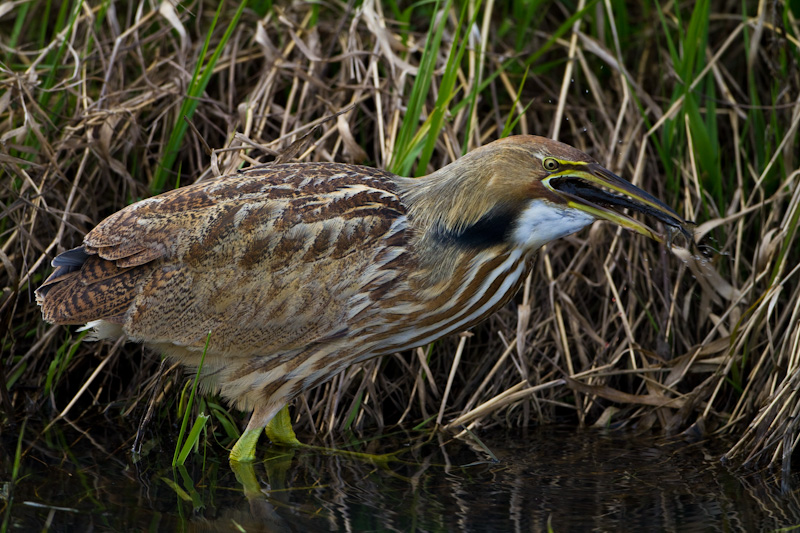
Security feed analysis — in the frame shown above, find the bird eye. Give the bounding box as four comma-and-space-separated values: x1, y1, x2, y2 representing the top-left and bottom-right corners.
543, 158, 559, 171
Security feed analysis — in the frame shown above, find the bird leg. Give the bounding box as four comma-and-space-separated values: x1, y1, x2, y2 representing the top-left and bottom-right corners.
230, 427, 263, 462
264, 404, 302, 447
230, 402, 284, 462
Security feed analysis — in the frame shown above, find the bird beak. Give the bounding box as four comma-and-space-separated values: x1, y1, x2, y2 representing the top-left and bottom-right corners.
544, 162, 694, 244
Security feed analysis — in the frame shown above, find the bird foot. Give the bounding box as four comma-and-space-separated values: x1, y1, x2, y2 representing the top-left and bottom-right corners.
230, 404, 410, 468
264, 405, 302, 447
229, 426, 263, 462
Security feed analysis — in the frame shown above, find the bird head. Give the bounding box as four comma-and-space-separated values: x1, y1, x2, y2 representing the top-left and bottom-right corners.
404, 135, 692, 252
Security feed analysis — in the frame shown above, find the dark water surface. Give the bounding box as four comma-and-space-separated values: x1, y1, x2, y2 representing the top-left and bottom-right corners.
3, 422, 799, 532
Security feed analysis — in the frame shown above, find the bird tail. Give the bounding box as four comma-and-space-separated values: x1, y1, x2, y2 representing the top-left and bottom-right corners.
36, 246, 135, 326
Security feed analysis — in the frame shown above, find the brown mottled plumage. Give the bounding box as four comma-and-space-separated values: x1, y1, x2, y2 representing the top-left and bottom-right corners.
37, 135, 691, 461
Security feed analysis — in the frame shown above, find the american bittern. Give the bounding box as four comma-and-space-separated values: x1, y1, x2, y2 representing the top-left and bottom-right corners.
37, 136, 691, 462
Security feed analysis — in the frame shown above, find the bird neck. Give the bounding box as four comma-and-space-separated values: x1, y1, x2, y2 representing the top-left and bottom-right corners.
392, 175, 522, 291
397, 156, 506, 235
394, 155, 525, 263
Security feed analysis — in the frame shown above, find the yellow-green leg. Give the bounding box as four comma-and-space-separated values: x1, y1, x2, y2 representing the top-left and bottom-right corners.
265, 405, 395, 463
264, 405, 302, 447
230, 425, 263, 462
230, 404, 407, 466
229, 405, 298, 462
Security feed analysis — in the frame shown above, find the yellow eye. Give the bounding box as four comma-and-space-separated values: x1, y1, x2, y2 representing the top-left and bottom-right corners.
543, 158, 559, 171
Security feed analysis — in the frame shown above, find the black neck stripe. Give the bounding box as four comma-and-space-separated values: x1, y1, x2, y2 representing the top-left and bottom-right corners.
434, 209, 515, 250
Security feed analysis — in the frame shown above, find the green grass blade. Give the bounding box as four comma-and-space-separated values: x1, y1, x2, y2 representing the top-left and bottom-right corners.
417, 0, 481, 175
160, 476, 193, 502
152, 0, 249, 193
44, 332, 86, 396
521, 0, 599, 71
207, 401, 241, 441
341, 391, 364, 433
172, 331, 211, 466
176, 413, 210, 465
4, 1, 31, 64
390, 0, 449, 175
501, 66, 532, 138
39, 0, 83, 108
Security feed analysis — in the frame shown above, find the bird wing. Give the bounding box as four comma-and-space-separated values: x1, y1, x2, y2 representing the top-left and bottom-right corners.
38, 163, 410, 355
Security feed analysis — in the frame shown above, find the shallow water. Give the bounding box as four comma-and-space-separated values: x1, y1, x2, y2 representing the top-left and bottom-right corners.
3, 422, 799, 532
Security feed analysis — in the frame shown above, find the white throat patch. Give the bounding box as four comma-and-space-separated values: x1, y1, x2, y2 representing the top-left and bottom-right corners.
511, 199, 594, 251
